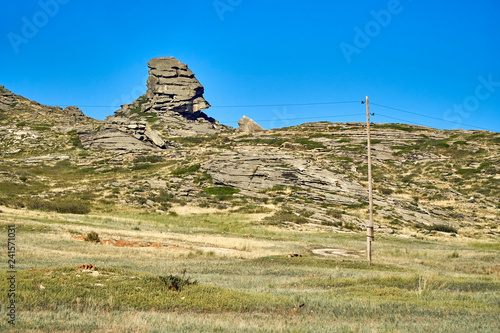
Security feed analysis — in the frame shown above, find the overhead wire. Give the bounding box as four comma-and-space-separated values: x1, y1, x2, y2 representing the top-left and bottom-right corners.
62, 100, 361, 109
219, 113, 366, 124
58, 99, 496, 132
371, 102, 496, 132
374, 113, 432, 128
210, 101, 361, 108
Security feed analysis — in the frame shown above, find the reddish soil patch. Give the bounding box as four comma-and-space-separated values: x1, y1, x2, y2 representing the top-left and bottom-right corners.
73, 235, 176, 248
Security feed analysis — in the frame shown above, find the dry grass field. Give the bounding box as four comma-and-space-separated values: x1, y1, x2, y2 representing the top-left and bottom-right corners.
1, 206, 499, 332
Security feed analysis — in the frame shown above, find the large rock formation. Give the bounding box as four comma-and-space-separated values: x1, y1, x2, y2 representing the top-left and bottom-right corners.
145, 57, 211, 114
81, 57, 231, 151
110, 57, 226, 133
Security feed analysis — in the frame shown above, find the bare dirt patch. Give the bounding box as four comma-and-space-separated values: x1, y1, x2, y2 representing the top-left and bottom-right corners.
72, 235, 178, 249
312, 248, 361, 258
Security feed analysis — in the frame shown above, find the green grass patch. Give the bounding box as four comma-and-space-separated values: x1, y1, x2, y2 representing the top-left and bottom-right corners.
133, 156, 163, 164
237, 137, 287, 147
27, 198, 91, 214
202, 186, 240, 196
262, 207, 310, 225
469, 242, 500, 251
373, 123, 423, 132
293, 137, 326, 150
131, 163, 155, 171
32, 124, 52, 131
0, 268, 291, 312
172, 164, 201, 176
129, 96, 148, 114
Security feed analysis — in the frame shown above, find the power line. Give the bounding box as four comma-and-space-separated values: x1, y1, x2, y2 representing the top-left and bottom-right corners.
61, 100, 361, 109
210, 101, 361, 108
61, 99, 497, 132
371, 102, 496, 132
219, 113, 366, 124
375, 113, 434, 128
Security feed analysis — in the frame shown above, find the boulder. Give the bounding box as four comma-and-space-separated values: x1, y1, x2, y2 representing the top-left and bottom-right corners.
237, 116, 264, 133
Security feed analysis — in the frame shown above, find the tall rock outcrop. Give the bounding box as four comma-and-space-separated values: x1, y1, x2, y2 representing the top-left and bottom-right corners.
107, 57, 230, 139
80, 57, 231, 151
146, 57, 211, 115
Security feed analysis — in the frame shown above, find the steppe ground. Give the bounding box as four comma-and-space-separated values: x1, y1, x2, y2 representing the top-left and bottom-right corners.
1, 205, 499, 333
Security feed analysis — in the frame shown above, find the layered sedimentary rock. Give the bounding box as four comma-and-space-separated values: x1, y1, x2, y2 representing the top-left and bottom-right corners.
79, 119, 164, 152
103, 57, 230, 145
81, 57, 230, 151
145, 57, 211, 114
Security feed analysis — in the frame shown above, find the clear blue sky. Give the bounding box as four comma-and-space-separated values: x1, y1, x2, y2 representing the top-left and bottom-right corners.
1, 0, 499, 132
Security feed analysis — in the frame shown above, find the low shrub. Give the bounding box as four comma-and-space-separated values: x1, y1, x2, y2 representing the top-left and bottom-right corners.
133, 156, 163, 163
380, 187, 394, 195
425, 224, 458, 234
84, 231, 100, 243
262, 207, 308, 225
27, 198, 91, 214
202, 186, 240, 196
326, 209, 343, 219
159, 271, 197, 291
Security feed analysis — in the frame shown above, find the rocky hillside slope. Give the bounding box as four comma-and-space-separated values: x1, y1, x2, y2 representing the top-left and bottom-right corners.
1, 62, 499, 240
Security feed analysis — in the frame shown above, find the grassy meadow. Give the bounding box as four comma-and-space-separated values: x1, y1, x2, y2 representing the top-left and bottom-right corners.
0, 206, 499, 332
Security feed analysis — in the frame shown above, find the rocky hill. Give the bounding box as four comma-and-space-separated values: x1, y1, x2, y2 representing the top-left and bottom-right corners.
79, 57, 230, 152
0, 60, 499, 240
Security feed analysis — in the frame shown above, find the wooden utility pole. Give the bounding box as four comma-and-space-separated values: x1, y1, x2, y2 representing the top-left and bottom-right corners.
365, 96, 374, 264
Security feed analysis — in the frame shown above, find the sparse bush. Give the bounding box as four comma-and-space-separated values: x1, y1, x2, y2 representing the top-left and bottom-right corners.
133, 156, 163, 163
202, 186, 240, 200
345, 202, 369, 209
27, 198, 91, 214
0, 197, 25, 208
194, 171, 213, 184
425, 224, 458, 234
380, 187, 394, 195
343, 221, 360, 230
160, 202, 172, 210
402, 173, 417, 183
262, 207, 308, 225
70, 135, 84, 149
159, 271, 197, 291
84, 231, 100, 243
326, 209, 343, 219
150, 190, 174, 203
33, 124, 51, 131
322, 220, 343, 227
293, 138, 326, 150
